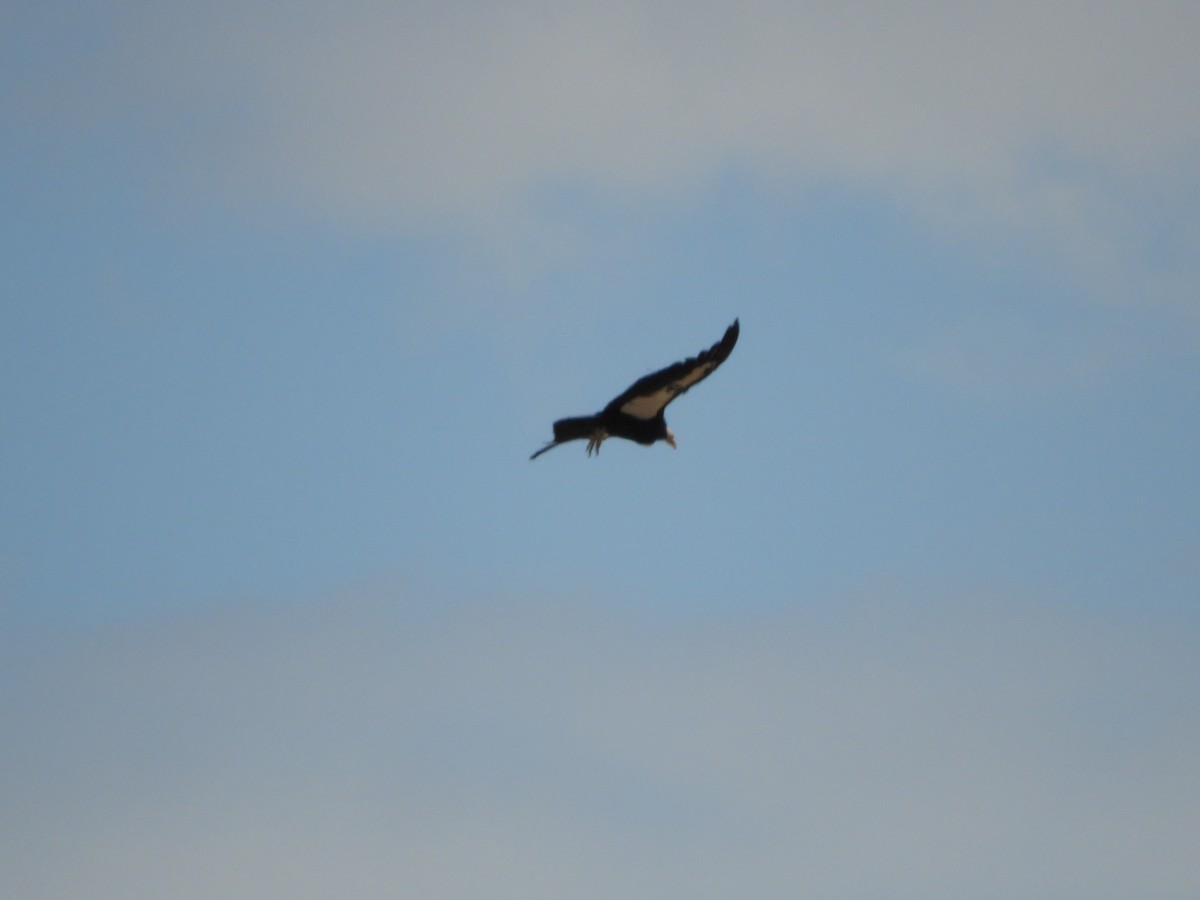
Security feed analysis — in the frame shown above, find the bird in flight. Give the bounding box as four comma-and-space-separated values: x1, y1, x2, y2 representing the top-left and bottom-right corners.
530, 319, 739, 460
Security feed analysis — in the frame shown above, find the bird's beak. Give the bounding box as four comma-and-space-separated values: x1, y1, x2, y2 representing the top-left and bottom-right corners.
665, 431, 676, 449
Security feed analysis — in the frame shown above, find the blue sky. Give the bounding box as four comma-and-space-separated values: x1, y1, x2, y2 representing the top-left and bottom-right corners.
3, 2, 1199, 897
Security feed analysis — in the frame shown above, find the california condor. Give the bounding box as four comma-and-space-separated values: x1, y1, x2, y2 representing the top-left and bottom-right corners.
530, 319, 739, 460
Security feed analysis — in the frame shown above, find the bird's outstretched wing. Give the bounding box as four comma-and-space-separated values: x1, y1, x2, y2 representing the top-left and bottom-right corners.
603, 319, 739, 421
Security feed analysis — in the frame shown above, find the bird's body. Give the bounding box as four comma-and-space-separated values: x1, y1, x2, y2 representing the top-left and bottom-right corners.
530, 319, 739, 460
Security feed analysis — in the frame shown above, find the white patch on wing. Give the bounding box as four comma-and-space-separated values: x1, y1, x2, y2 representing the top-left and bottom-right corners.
620, 388, 676, 419
619, 363, 717, 419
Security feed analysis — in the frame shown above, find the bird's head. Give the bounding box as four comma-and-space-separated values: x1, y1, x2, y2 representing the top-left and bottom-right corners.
664, 427, 676, 449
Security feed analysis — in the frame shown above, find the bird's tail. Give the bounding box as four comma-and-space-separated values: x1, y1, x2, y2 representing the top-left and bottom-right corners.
552, 416, 599, 442
529, 416, 599, 460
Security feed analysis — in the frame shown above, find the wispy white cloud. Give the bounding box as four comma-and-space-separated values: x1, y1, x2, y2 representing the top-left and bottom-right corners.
4, 585, 1198, 898
8, 1, 1199, 299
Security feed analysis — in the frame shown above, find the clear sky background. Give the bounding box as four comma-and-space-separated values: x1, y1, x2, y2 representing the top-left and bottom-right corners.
3, 2, 1199, 897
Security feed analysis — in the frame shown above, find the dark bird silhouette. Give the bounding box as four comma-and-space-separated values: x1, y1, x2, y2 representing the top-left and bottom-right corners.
530, 319, 739, 460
